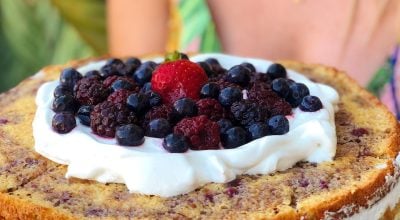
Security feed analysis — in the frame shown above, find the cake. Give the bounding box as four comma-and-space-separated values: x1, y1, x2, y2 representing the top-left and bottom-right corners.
0, 54, 399, 219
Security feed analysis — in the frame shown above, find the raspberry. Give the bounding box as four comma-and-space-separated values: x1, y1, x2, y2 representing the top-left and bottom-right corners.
74, 78, 109, 105
249, 72, 271, 87
174, 115, 220, 150
247, 82, 292, 116
143, 104, 174, 127
230, 100, 269, 127
107, 89, 133, 104
90, 101, 138, 137
196, 98, 223, 121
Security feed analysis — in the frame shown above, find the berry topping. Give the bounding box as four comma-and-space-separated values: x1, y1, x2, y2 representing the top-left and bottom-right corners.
221, 127, 249, 149
230, 100, 269, 127
240, 62, 256, 73
200, 82, 220, 99
286, 83, 310, 107
248, 123, 269, 140
266, 63, 287, 80
218, 87, 243, 107
217, 118, 234, 134
147, 91, 162, 107
267, 115, 289, 135
54, 84, 73, 98
133, 66, 153, 86
90, 101, 137, 137
205, 58, 221, 71
299, 95, 323, 112
248, 83, 292, 116
100, 58, 126, 77
151, 59, 208, 104
52, 112, 76, 134
146, 118, 172, 138
126, 93, 150, 115
116, 124, 145, 146
249, 72, 271, 86
107, 89, 133, 104
77, 105, 92, 126
197, 61, 216, 77
196, 98, 223, 121
52, 95, 79, 113
111, 79, 135, 92
141, 82, 152, 93
143, 104, 174, 127
173, 98, 198, 120
141, 61, 158, 71
74, 78, 109, 105
174, 115, 220, 150
60, 68, 82, 89
271, 78, 290, 98
163, 133, 190, 153
226, 65, 251, 87
125, 57, 141, 75
85, 70, 102, 80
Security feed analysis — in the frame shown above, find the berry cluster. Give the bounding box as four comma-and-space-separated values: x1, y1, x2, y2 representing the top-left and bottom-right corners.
51, 53, 323, 153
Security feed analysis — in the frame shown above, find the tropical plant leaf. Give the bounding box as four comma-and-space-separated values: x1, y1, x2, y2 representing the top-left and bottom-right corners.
50, 0, 107, 54
200, 21, 221, 52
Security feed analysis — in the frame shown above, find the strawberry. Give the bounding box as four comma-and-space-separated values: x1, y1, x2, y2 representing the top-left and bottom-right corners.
151, 59, 208, 105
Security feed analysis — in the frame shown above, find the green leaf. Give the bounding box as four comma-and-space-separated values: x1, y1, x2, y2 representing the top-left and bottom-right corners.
366, 61, 392, 97
50, 0, 107, 54
200, 22, 221, 52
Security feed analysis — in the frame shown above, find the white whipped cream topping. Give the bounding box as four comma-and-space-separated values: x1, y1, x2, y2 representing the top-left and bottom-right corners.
33, 54, 339, 197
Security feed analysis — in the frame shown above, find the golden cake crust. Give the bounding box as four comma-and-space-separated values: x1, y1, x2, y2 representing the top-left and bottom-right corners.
0, 57, 399, 219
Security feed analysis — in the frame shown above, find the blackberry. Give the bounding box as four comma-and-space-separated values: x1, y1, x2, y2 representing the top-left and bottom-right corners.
74, 78, 109, 105
200, 83, 220, 99
218, 87, 243, 107
116, 124, 144, 146
52, 112, 76, 134
249, 72, 271, 87
77, 105, 92, 126
299, 95, 323, 112
52, 95, 79, 113
196, 98, 223, 121
60, 68, 82, 89
286, 83, 310, 107
143, 104, 174, 127
217, 118, 234, 134
240, 62, 256, 73
163, 133, 190, 153
90, 101, 137, 137
226, 65, 251, 87
271, 78, 290, 98
127, 93, 150, 115
221, 127, 249, 149
174, 115, 220, 150
214, 79, 242, 90
230, 100, 269, 127
267, 115, 289, 135
107, 89, 133, 104
248, 122, 269, 140
54, 84, 73, 98
100, 58, 126, 77
266, 63, 287, 79
173, 98, 198, 120
146, 118, 172, 138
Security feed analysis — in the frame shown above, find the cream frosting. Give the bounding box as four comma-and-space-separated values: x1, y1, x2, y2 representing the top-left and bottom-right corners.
33, 54, 339, 197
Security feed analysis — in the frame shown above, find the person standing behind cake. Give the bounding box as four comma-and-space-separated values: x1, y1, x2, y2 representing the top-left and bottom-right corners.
107, 0, 400, 117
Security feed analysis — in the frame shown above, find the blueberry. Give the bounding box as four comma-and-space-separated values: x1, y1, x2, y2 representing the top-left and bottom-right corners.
299, 95, 323, 112
141, 82, 152, 93
218, 87, 243, 107
221, 127, 249, 149
84, 70, 102, 80
200, 83, 220, 99
52, 112, 76, 134
226, 65, 251, 87
125, 57, 142, 74
116, 124, 145, 146
173, 98, 198, 119
147, 91, 162, 107
77, 105, 92, 126
111, 79, 135, 92
52, 95, 79, 113
100, 58, 126, 77
217, 118, 234, 134
197, 62, 216, 77
60, 68, 82, 89
162, 133, 190, 153
205, 58, 220, 68
267, 115, 289, 135
248, 122, 269, 140
271, 78, 290, 98
286, 83, 310, 107
141, 61, 158, 71
127, 93, 150, 114
146, 118, 172, 138
266, 63, 287, 79
240, 62, 256, 72
54, 84, 73, 98
133, 66, 153, 85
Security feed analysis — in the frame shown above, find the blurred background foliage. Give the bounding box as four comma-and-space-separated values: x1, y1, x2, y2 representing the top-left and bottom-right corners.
0, 0, 220, 92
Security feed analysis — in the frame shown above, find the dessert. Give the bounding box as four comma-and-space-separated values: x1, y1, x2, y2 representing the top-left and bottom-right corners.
0, 53, 399, 219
